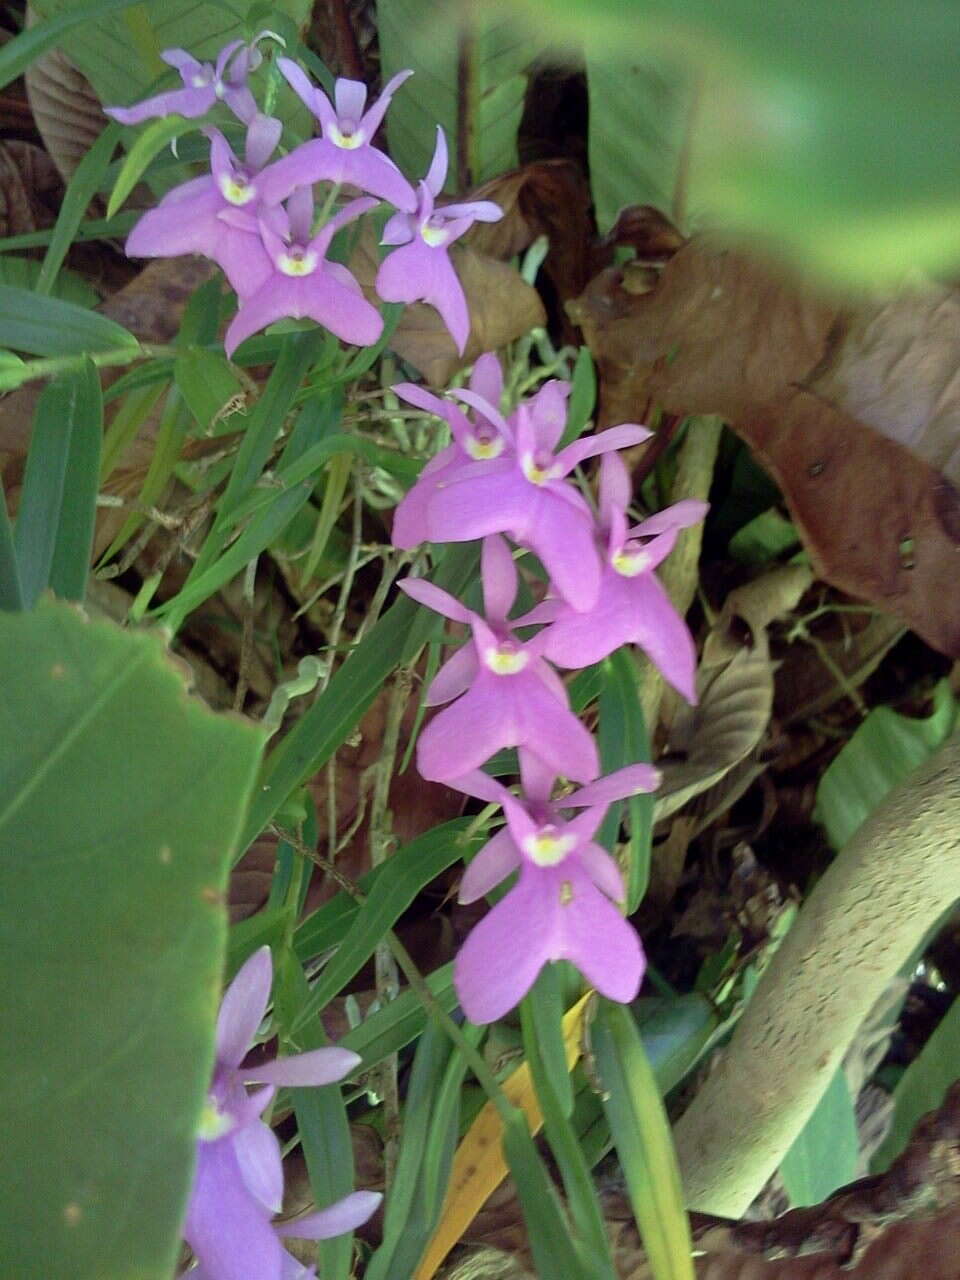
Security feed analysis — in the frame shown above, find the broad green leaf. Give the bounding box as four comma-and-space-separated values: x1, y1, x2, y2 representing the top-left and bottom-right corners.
496, 0, 960, 280
38, 125, 121, 295
0, 255, 99, 308
0, 0, 146, 91
0, 597, 264, 1279
593, 1000, 695, 1280
586, 50, 693, 233
779, 1067, 858, 1206
0, 284, 138, 357
872, 994, 960, 1173
815, 681, 957, 849
379, 0, 531, 187
48, 360, 103, 602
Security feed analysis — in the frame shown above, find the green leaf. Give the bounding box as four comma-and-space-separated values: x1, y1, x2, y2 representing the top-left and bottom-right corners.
598, 649, 654, 911
509, 0, 960, 280
38, 125, 121, 295
240, 545, 479, 848
815, 681, 957, 849
0, 597, 264, 1278
290, 820, 481, 1031
379, 0, 531, 187
586, 50, 693, 233
340, 963, 458, 1066
29, 0, 312, 132
0, 473, 23, 611
779, 1067, 858, 1206
521, 996, 618, 1278
0, 255, 99, 309
107, 114, 201, 218
173, 347, 243, 431
48, 360, 103, 603
0, 284, 138, 357
524, 966, 574, 1117
0, 0, 147, 92
593, 1000, 695, 1280
872, 994, 960, 1173
15, 365, 101, 607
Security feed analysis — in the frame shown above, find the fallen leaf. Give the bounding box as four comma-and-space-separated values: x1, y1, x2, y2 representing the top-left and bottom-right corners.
571, 239, 960, 657
24, 9, 107, 182
0, 139, 62, 236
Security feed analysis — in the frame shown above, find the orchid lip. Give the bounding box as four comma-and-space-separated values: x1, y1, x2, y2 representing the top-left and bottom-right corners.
218, 173, 257, 206
197, 1094, 236, 1143
278, 247, 318, 276
521, 452, 560, 485
483, 643, 529, 675
612, 543, 652, 577
330, 124, 365, 149
523, 826, 577, 866
421, 222, 450, 248
465, 433, 504, 460
191, 72, 212, 89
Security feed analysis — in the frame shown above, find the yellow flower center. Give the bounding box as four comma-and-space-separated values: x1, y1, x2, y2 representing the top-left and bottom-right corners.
484, 644, 528, 675
197, 1095, 234, 1142
612, 546, 651, 577
329, 124, 364, 149
278, 248, 318, 277
524, 828, 576, 867
465, 434, 504, 461
218, 174, 257, 206
521, 452, 559, 485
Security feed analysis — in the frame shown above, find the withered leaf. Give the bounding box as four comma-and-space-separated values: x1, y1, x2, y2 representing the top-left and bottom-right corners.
24, 15, 106, 182
572, 239, 960, 656
0, 140, 62, 237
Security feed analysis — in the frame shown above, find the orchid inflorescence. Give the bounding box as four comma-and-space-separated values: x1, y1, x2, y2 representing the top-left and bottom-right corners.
106, 33, 501, 356
110, 35, 706, 1279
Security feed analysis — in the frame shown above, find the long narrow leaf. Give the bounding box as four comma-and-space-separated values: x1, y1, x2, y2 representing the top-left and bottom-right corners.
0, 285, 138, 358
592, 1000, 695, 1280
37, 126, 121, 296
598, 649, 655, 910
0, 473, 22, 611
48, 359, 103, 602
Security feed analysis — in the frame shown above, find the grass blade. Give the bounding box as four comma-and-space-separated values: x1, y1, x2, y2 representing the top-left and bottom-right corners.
598, 649, 654, 910
0, 473, 22, 611
592, 1000, 695, 1280
37, 126, 121, 296
48, 358, 103, 602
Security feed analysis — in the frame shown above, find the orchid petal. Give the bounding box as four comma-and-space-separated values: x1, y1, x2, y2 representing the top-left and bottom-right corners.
360, 69, 415, 143
454, 872, 556, 1023
286, 184, 315, 244
437, 199, 503, 222
417, 677, 517, 781
518, 752, 557, 809
310, 195, 377, 256
469, 352, 504, 408
376, 237, 470, 352
451, 389, 514, 442
565, 763, 661, 809
399, 576, 475, 625
575, 841, 626, 903
426, 643, 478, 706
481, 535, 518, 624
277, 57, 331, 128
599, 452, 632, 532
239, 1046, 360, 1087
424, 126, 448, 195
523, 379, 570, 452
216, 946, 272, 1067
459, 827, 522, 903
233, 1117, 284, 1214
513, 675, 599, 783
558, 871, 645, 1004
277, 1191, 383, 1239
630, 498, 710, 539
334, 77, 368, 123
521, 495, 601, 613
554, 423, 651, 475
381, 210, 415, 245
626, 571, 699, 703
106, 84, 214, 123
184, 1141, 283, 1280
423, 466, 528, 543
445, 769, 513, 806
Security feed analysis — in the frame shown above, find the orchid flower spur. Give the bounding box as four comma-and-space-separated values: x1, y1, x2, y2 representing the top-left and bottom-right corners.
390, 353, 511, 548
106, 39, 266, 125
400, 535, 599, 783
223, 189, 383, 356
183, 947, 378, 1280
541, 452, 709, 702
124, 116, 282, 296
375, 128, 503, 353
257, 59, 416, 209
448, 762, 659, 1023
408, 389, 649, 611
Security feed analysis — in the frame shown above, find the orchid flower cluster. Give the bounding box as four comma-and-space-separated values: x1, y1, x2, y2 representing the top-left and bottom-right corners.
106, 35, 502, 356
393, 356, 708, 1023
180, 946, 380, 1280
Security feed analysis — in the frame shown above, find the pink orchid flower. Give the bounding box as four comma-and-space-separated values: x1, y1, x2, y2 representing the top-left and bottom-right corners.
106, 38, 267, 126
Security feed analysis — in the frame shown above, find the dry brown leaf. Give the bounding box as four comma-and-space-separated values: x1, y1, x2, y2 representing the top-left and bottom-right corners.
571, 239, 960, 657
25, 7, 106, 182
0, 139, 61, 236
350, 227, 546, 384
